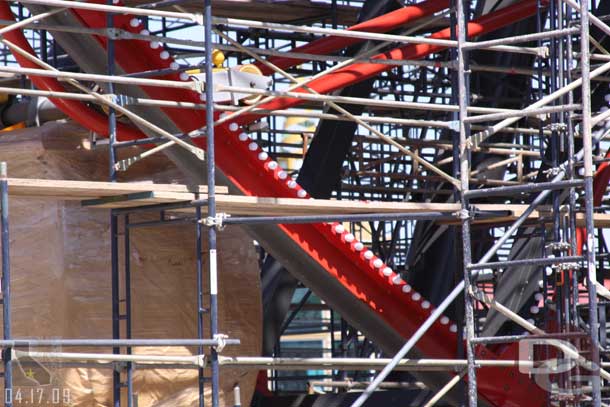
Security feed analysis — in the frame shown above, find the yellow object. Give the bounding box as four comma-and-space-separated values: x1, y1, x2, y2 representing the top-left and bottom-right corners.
0, 93, 8, 105
238, 64, 264, 105
185, 50, 225, 75
212, 49, 225, 68
1, 122, 26, 132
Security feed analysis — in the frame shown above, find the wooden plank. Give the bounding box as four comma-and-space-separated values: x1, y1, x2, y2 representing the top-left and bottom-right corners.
5, 178, 610, 227
7, 178, 227, 200
215, 195, 463, 216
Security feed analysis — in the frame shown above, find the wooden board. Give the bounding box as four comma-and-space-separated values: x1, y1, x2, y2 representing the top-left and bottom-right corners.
6, 178, 610, 227
7, 178, 227, 206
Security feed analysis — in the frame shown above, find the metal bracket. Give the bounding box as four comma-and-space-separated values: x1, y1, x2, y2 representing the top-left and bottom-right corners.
545, 241, 571, 252
552, 262, 581, 272
448, 120, 460, 132
201, 213, 230, 230
543, 167, 562, 178
457, 208, 471, 221
536, 46, 550, 58
196, 354, 206, 368
544, 123, 567, 133
213, 334, 229, 353
116, 94, 136, 107
105, 27, 123, 40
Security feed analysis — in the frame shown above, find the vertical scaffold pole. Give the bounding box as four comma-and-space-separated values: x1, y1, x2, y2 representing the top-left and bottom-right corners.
106, 2, 121, 406
124, 214, 133, 407
196, 205, 205, 407
579, 0, 602, 405
456, 0, 477, 404
203, 0, 220, 405
1, 162, 12, 407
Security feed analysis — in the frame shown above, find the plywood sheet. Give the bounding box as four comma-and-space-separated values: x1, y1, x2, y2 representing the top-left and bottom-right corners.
0, 122, 262, 406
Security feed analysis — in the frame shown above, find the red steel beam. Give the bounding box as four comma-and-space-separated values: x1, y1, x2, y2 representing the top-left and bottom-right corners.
257, 0, 450, 75
0, 2, 144, 140
238, 0, 544, 126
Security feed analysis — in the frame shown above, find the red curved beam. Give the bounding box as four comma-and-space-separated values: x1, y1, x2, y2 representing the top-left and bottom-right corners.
256, 0, 451, 75
0, 2, 143, 140
6, 1, 551, 404
238, 0, 544, 126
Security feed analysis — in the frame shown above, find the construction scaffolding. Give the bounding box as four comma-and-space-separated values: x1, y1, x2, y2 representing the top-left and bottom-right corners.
0, 0, 609, 406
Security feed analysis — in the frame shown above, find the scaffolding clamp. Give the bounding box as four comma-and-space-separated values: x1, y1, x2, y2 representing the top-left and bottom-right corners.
545, 241, 571, 252
448, 120, 460, 132
196, 354, 207, 368
201, 213, 230, 230
116, 94, 137, 107
105, 27, 122, 40
544, 123, 567, 133
543, 166, 562, 178
552, 262, 580, 272
457, 208, 471, 221
213, 334, 229, 353
535, 46, 549, 58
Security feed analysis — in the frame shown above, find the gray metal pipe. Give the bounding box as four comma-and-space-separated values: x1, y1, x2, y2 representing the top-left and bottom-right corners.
0, 338, 239, 347
1, 97, 64, 127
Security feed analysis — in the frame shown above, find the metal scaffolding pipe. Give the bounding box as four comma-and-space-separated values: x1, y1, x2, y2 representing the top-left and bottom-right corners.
12, 350, 205, 366
0, 338, 239, 347
217, 356, 532, 370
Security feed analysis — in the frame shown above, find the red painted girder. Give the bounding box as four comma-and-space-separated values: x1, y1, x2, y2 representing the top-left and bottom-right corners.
237, 0, 545, 126
256, 0, 451, 75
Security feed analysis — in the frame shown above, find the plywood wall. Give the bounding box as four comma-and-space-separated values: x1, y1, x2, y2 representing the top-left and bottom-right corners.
0, 122, 262, 406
